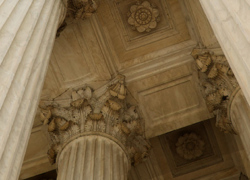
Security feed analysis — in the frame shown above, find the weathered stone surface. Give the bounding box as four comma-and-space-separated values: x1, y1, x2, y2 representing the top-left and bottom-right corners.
0, 1, 66, 179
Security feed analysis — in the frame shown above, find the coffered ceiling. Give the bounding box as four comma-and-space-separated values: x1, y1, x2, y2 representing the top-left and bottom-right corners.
40, 0, 212, 137
19, 0, 230, 179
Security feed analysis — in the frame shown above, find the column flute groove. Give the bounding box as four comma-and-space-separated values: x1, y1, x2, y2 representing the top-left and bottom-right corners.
0, 0, 33, 63
0, 1, 20, 26
57, 136, 129, 180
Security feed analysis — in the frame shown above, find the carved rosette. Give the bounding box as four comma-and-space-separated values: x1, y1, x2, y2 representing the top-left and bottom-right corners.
176, 133, 205, 160
127, 1, 160, 33
40, 75, 150, 166
192, 49, 239, 134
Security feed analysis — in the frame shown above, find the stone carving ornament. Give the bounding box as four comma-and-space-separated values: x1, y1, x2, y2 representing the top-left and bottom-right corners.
176, 132, 205, 160
192, 49, 239, 134
40, 75, 150, 166
127, 1, 160, 33
56, 0, 97, 37
67, 0, 97, 20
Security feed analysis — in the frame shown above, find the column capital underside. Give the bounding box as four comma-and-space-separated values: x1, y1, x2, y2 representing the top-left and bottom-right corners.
57, 0, 97, 36
59, 0, 97, 23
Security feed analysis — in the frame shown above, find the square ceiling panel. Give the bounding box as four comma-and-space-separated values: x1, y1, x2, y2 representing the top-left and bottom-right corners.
108, 0, 173, 48
97, 0, 192, 69
159, 120, 223, 177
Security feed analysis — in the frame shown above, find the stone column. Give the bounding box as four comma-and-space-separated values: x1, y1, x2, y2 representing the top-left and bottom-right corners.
57, 135, 129, 180
199, 0, 250, 106
40, 76, 150, 180
229, 89, 250, 173
0, 1, 66, 179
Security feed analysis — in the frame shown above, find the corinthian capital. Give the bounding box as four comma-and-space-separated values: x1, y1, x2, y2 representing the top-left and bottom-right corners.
40, 75, 150, 166
192, 48, 239, 134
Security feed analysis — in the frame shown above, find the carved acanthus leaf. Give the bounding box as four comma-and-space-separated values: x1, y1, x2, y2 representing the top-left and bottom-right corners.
40, 75, 150, 166
192, 49, 238, 134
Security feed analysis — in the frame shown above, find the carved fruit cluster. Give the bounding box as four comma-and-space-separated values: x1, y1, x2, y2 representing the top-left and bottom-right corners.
127, 1, 160, 33
176, 133, 205, 160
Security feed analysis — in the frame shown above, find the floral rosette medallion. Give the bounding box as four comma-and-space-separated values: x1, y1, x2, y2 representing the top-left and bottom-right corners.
127, 1, 160, 33
175, 132, 205, 160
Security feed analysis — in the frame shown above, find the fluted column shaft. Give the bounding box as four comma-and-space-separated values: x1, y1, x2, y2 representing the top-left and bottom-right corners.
0, 0, 66, 179
230, 89, 250, 175
57, 135, 129, 180
199, 0, 250, 106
